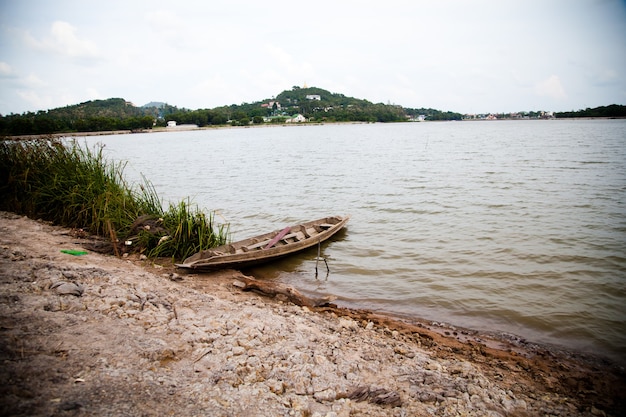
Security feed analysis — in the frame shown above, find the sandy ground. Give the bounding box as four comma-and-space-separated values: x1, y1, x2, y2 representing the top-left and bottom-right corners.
0, 211, 624, 417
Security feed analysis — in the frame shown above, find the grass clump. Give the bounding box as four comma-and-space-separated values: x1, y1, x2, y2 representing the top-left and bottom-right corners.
137, 200, 229, 260
0, 137, 228, 260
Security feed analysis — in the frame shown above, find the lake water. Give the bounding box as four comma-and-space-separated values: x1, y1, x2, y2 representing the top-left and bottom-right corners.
84, 120, 626, 363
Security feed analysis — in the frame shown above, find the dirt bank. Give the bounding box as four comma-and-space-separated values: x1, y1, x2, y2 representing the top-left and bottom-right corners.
1, 211, 624, 416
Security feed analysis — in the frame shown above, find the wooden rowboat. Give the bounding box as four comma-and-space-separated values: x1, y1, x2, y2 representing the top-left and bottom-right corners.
176, 215, 350, 270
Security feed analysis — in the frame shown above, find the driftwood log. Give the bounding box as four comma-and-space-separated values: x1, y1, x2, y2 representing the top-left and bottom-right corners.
232, 276, 336, 308
341, 386, 402, 407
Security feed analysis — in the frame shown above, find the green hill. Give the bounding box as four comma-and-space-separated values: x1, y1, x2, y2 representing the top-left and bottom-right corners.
273, 86, 407, 123
142, 101, 167, 108
2, 87, 623, 136
0, 87, 460, 135
203, 86, 463, 125
0, 98, 190, 135
46, 98, 142, 119
0, 98, 155, 135
555, 104, 626, 118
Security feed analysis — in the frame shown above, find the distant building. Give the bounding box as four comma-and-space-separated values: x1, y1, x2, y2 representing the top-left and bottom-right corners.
261, 101, 281, 109
286, 114, 307, 123
166, 121, 199, 129
305, 94, 321, 101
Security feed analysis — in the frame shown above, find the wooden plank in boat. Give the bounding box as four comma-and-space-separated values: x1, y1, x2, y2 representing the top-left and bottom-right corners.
264, 226, 291, 250
246, 240, 271, 251
281, 232, 300, 241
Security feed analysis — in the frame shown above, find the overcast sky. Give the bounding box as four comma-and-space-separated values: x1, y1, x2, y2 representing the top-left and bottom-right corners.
1, 0, 625, 115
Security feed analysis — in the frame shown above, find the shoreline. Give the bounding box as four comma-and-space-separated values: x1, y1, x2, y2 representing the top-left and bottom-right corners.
240, 266, 624, 370
321, 292, 625, 368
1, 211, 625, 416
2, 121, 373, 141
5, 117, 625, 141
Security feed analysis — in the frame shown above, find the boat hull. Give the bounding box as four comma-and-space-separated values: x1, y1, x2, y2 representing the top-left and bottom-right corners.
176, 215, 349, 271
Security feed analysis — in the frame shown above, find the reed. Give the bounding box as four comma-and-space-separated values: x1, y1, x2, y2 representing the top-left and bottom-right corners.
0, 137, 228, 260
142, 199, 229, 259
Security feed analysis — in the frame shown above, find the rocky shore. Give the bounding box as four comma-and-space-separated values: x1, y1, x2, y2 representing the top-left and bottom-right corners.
1, 211, 624, 416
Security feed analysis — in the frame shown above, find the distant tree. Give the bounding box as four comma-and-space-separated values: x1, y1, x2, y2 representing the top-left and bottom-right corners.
231, 110, 246, 121
555, 104, 626, 118
210, 112, 228, 125
231, 117, 249, 126
0, 87, 494, 136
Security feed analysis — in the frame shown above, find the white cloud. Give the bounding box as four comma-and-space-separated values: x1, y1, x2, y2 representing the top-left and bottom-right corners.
23, 73, 47, 87
50, 21, 99, 58
16, 90, 53, 111
534, 75, 567, 100
85, 88, 102, 101
146, 10, 186, 47
21, 21, 100, 60
264, 44, 315, 80
0, 62, 17, 78
191, 75, 244, 106
146, 10, 184, 32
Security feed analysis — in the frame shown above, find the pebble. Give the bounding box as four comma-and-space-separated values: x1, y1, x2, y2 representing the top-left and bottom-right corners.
50, 281, 84, 296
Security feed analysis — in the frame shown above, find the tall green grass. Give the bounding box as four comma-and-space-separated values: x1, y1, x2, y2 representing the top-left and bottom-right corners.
0, 137, 228, 260
140, 199, 230, 260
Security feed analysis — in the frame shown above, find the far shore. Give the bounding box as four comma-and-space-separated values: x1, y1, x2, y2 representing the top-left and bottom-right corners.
4, 116, 625, 142
2, 120, 372, 141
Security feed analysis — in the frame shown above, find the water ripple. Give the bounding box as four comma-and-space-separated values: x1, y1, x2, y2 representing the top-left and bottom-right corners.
87, 119, 626, 364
